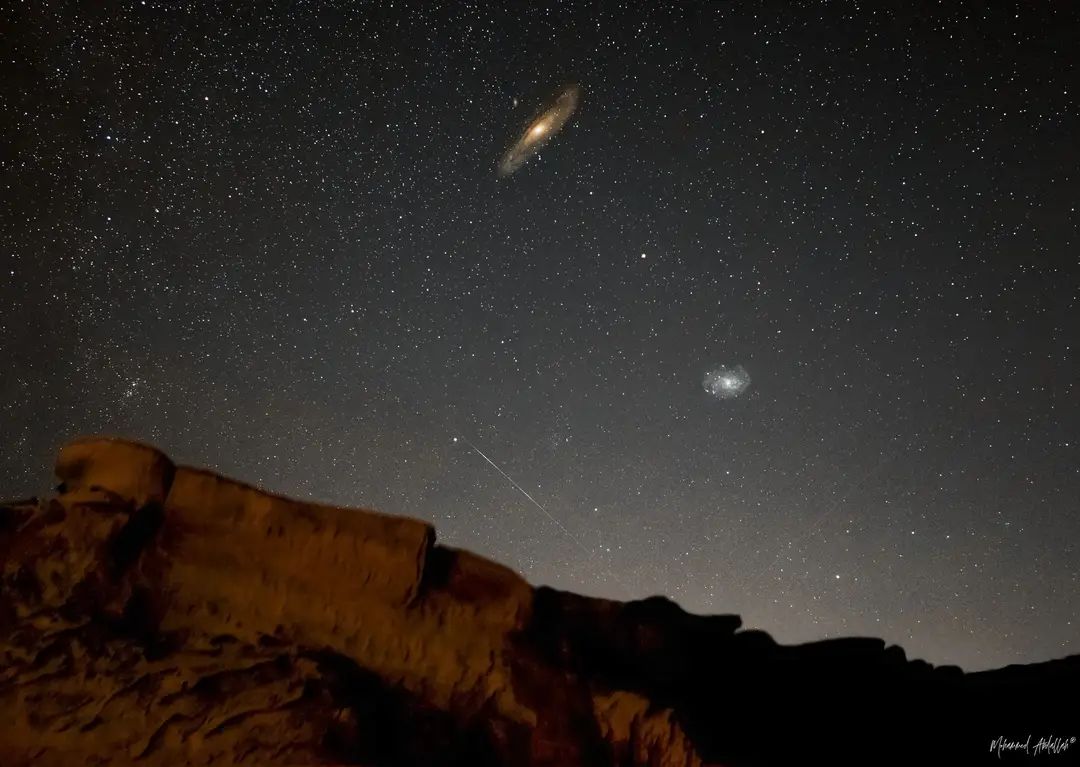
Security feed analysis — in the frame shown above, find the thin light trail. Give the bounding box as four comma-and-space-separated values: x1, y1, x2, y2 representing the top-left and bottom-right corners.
456, 435, 634, 599
458, 436, 588, 554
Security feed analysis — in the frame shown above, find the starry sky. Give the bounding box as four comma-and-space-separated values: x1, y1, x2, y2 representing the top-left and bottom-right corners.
3, 3, 1078, 671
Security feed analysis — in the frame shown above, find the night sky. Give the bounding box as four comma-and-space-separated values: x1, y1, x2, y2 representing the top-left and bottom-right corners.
3, 3, 1078, 671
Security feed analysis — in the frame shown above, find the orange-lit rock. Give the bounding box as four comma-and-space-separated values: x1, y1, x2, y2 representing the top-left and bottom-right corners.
1, 437, 1078, 766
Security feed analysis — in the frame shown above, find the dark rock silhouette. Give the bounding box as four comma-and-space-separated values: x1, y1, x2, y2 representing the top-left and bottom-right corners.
1, 437, 1077, 765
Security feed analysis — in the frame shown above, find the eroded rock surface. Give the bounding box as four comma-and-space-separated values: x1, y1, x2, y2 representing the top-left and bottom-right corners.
2, 437, 1078, 766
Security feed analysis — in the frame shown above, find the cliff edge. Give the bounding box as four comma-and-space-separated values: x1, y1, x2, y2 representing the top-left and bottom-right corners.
1, 437, 1077, 766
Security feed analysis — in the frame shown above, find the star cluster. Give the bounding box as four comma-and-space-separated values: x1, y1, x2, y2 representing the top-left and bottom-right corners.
2, 3, 1079, 671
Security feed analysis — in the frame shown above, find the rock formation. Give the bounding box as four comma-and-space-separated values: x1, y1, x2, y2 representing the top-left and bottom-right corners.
1, 437, 1077, 766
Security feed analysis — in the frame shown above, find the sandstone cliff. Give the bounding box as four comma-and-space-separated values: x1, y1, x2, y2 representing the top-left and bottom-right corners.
1, 437, 1077, 766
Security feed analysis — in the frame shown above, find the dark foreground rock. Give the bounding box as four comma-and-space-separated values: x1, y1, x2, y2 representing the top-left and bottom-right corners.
1, 437, 1077, 766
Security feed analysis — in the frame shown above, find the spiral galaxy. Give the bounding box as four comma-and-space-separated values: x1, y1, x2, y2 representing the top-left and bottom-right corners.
703, 365, 751, 399
497, 85, 580, 177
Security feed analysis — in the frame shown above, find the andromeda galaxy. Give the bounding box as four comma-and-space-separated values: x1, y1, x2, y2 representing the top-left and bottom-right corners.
497, 85, 580, 176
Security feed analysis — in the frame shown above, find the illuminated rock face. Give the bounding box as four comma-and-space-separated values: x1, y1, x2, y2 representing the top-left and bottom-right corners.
1, 437, 1078, 767
0, 438, 698, 766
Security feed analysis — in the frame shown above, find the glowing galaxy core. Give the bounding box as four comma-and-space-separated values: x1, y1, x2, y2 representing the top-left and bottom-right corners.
498, 85, 580, 177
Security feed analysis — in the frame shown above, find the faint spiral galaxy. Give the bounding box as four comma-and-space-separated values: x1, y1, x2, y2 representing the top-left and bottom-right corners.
703, 364, 751, 399
497, 85, 580, 177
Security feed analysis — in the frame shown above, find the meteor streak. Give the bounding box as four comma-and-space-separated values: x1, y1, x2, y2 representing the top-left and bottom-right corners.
455, 435, 633, 597
458, 436, 587, 554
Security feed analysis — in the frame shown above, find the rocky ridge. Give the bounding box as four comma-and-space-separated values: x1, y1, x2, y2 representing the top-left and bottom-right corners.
1, 437, 1077, 766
